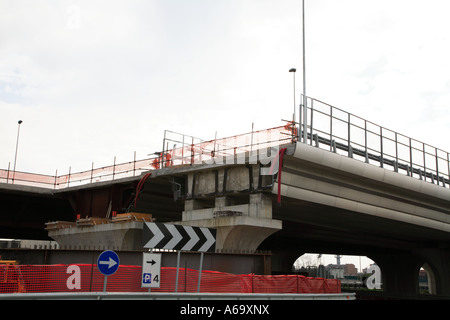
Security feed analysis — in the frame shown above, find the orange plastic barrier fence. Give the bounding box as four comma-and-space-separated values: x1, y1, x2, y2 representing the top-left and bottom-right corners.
0, 264, 340, 294
0, 124, 298, 189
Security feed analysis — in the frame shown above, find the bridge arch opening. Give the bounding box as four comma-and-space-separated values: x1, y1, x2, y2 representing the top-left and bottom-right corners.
293, 253, 376, 289
419, 263, 437, 295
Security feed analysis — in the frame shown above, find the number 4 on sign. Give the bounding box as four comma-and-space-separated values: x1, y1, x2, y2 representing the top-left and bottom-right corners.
142, 273, 159, 284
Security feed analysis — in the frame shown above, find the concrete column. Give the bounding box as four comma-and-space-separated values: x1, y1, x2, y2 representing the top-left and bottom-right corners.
216, 225, 281, 254
180, 193, 282, 254
215, 196, 235, 210
371, 248, 450, 297
371, 253, 423, 297
249, 194, 272, 219
414, 247, 450, 296
270, 250, 305, 274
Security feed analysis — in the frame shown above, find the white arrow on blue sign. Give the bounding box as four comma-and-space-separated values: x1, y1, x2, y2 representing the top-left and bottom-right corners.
97, 250, 120, 276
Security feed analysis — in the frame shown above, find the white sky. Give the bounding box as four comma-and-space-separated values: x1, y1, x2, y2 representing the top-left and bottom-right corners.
1, 0, 450, 175
2, 0, 448, 268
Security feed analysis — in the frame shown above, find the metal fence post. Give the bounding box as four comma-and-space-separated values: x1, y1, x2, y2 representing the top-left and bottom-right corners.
365, 121, 369, 163
67, 166, 71, 188
409, 138, 413, 177
347, 113, 351, 158
54, 169, 58, 189
175, 251, 181, 292
112, 156, 116, 181
394, 132, 398, 172
435, 147, 440, 186
133, 151, 136, 177
197, 252, 204, 293
379, 127, 384, 168
6, 162, 10, 183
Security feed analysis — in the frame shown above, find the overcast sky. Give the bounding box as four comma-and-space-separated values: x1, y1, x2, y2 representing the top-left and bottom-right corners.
2, 0, 450, 176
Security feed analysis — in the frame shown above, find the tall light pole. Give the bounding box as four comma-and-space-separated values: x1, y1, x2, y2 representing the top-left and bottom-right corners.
13, 120, 23, 183
301, 0, 307, 143
289, 68, 296, 121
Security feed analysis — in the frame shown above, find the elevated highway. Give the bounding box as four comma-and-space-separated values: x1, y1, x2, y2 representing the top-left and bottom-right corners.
1, 97, 450, 298
133, 140, 448, 297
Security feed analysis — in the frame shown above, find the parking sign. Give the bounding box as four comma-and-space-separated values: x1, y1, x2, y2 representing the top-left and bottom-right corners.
142, 253, 161, 288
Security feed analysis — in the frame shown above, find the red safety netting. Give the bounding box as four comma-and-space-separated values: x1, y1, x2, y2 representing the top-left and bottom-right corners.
0, 264, 340, 294
0, 123, 298, 189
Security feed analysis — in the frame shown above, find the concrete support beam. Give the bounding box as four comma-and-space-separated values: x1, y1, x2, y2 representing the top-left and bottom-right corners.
185, 163, 273, 199
180, 194, 282, 253
48, 221, 144, 251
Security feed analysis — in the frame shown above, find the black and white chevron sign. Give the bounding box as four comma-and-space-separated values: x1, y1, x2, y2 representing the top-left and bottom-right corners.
142, 222, 216, 253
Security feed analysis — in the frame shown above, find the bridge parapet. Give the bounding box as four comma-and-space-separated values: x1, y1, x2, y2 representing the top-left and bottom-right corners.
277, 141, 450, 238
300, 96, 450, 189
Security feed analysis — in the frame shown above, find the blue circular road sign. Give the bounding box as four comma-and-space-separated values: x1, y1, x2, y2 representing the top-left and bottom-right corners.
97, 250, 120, 276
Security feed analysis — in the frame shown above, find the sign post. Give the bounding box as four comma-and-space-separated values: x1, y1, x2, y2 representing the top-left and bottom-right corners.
97, 250, 120, 293
197, 252, 204, 293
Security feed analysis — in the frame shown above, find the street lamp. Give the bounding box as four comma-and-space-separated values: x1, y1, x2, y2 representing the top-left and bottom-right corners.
12, 120, 23, 184
302, 0, 307, 143
289, 68, 296, 120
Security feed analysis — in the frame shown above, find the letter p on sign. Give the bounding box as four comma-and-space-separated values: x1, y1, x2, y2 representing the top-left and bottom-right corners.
143, 273, 152, 284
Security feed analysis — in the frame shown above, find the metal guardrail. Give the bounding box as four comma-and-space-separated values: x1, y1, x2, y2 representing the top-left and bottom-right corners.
160, 125, 294, 169
0, 154, 157, 189
0, 125, 295, 190
300, 96, 450, 188
0, 292, 356, 300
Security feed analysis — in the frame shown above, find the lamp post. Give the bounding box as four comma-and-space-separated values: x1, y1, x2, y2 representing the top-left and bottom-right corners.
289, 68, 296, 121
302, 0, 307, 143
12, 120, 23, 184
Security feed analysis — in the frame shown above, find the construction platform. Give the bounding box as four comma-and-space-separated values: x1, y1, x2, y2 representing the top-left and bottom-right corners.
45, 213, 154, 251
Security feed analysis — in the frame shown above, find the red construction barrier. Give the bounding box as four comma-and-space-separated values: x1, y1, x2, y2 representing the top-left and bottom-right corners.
250, 275, 298, 293
0, 264, 341, 294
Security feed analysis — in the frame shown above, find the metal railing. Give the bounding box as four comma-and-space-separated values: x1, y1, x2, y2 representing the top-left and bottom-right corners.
299, 96, 450, 188
2, 96, 448, 190
0, 292, 355, 300
0, 153, 159, 190
0, 125, 296, 190
160, 125, 296, 168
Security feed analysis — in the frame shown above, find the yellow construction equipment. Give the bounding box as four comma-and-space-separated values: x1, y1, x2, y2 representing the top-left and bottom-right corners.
0, 256, 26, 293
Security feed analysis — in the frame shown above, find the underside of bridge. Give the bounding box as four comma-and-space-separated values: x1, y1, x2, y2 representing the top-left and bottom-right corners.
260, 193, 450, 297
0, 186, 74, 240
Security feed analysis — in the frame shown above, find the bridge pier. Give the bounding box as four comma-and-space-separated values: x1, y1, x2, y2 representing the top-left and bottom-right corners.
413, 247, 450, 296
179, 194, 282, 253
269, 249, 303, 274
372, 247, 450, 297
372, 253, 422, 297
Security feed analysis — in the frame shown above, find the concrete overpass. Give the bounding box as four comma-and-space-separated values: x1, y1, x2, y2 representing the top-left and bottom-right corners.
1, 97, 450, 298
126, 139, 447, 297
